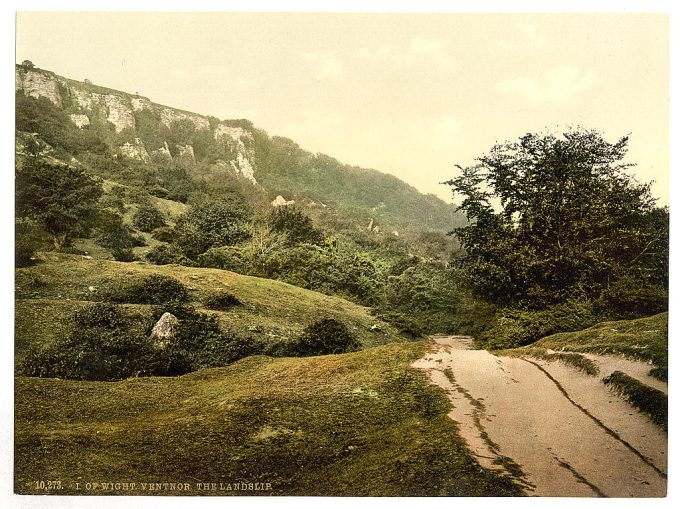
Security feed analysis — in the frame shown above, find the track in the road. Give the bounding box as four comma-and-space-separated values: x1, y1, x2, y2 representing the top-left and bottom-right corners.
413, 337, 667, 497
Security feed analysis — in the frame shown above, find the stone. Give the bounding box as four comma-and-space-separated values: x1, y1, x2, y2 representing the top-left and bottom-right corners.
120, 138, 151, 163
150, 312, 180, 348
70, 114, 90, 128
271, 195, 295, 207
16, 70, 62, 106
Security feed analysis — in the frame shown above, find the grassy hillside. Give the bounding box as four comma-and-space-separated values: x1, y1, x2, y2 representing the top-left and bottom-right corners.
532, 313, 667, 367
15, 341, 521, 496
15, 252, 411, 365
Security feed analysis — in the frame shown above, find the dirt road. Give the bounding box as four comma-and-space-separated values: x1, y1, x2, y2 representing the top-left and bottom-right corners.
413, 336, 667, 497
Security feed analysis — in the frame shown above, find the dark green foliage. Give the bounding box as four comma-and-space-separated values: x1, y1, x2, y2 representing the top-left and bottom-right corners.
289, 319, 361, 357
133, 203, 166, 232
174, 199, 252, 257
102, 273, 189, 304
15, 218, 50, 267
203, 291, 242, 310
15, 93, 108, 157
603, 371, 667, 429
268, 206, 324, 245
253, 134, 465, 232
111, 248, 136, 262
147, 303, 264, 373
598, 275, 668, 320
93, 208, 145, 252
446, 129, 667, 311
145, 244, 193, 266
19, 303, 155, 381
150, 225, 176, 243
16, 160, 103, 248
482, 299, 599, 350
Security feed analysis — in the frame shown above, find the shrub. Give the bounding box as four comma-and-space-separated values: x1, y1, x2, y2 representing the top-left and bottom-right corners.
290, 319, 361, 357
112, 247, 136, 262
145, 244, 193, 266
102, 273, 189, 304
133, 204, 166, 232
15, 217, 49, 267
18, 303, 155, 381
599, 276, 668, 319
481, 299, 599, 350
196, 246, 248, 272
203, 291, 242, 310
150, 226, 176, 243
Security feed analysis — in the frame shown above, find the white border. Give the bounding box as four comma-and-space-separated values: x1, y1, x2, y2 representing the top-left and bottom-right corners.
2, 2, 677, 509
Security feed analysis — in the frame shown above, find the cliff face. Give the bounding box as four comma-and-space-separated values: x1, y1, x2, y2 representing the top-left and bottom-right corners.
15, 64, 257, 185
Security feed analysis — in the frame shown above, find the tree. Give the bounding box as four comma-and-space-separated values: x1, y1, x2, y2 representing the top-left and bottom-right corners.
445, 129, 664, 308
268, 206, 324, 245
16, 161, 103, 248
133, 203, 166, 232
174, 199, 252, 258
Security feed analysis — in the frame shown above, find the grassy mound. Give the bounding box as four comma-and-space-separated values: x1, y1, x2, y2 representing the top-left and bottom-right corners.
15, 342, 522, 496
531, 313, 668, 381
15, 253, 411, 366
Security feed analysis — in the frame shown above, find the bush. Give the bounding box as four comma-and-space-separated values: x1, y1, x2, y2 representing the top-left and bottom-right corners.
599, 276, 668, 319
481, 299, 599, 350
102, 273, 189, 304
133, 204, 166, 232
15, 217, 49, 267
151, 226, 176, 243
289, 319, 361, 357
203, 291, 242, 310
19, 303, 155, 381
145, 244, 193, 266
112, 247, 136, 262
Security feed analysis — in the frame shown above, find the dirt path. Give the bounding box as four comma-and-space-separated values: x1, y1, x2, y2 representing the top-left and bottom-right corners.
413, 337, 667, 497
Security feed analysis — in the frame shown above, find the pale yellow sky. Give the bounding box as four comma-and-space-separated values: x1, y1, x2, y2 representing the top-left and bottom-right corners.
16, 12, 669, 204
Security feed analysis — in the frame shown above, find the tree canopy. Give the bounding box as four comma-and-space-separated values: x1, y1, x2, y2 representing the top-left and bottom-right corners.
16, 161, 103, 248
446, 129, 667, 308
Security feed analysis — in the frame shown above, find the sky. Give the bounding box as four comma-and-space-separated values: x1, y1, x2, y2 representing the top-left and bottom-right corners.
15, 12, 669, 204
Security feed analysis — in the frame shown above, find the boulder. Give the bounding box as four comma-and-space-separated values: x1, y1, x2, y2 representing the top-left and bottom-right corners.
150, 312, 179, 348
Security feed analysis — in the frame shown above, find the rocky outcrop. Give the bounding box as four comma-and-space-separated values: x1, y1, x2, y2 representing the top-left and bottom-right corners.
272, 195, 295, 207
215, 124, 257, 185
16, 69, 62, 106
177, 144, 195, 165
131, 96, 152, 111
160, 108, 209, 131
150, 312, 179, 348
120, 138, 150, 163
104, 95, 135, 133
69, 114, 90, 129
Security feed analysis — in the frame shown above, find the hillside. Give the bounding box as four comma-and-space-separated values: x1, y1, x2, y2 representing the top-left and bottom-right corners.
15, 252, 412, 365
15, 62, 465, 234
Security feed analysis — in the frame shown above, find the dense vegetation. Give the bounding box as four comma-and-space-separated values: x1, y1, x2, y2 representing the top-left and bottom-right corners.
447, 129, 668, 348
15, 65, 668, 357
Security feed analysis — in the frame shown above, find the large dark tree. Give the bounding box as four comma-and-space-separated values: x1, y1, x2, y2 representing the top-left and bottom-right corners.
16, 161, 103, 248
446, 129, 667, 308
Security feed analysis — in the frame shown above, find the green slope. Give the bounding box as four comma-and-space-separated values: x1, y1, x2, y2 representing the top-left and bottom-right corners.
15, 252, 410, 364
15, 341, 522, 496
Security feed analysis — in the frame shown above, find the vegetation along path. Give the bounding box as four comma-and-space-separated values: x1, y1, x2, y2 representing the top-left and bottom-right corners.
413, 336, 667, 497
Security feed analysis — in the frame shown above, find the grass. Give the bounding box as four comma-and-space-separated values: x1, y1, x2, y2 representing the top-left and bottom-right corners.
14, 342, 523, 496
496, 348, 599, 376
603, 371, 668, 430
530, 313, 668, 381
15, 253, 410, 364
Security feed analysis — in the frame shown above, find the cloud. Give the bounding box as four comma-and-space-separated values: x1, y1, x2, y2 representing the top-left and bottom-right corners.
497, 65, 598, 105
498, 23, 547, 50
356, 38, 456, 71
303, 51, 345, 80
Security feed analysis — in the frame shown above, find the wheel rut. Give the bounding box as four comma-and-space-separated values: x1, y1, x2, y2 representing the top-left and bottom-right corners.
412, 337, 667, 497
